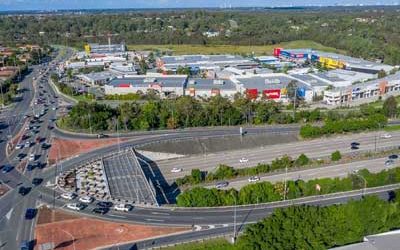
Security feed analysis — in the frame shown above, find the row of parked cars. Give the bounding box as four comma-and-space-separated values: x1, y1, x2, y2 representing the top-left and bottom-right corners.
60, 192, 133, 215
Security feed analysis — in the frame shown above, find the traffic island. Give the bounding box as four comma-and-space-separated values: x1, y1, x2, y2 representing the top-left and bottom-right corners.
35, 206, 190, 250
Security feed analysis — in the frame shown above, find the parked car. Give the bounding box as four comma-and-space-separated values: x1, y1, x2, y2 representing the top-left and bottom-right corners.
25, 208, 37, 220
114, 203, 132, 212
170, 167, 183, 173
388, 154, 399, 160
26, 164, 35, 171
248, 176, 260, 183
16, 144, 24, 149
60, 192, 76, 200
215, 181, 229, 189
239, 157, 249, 163
79, 196, 94, 204
24, 141, 31, 147
20, 240, 33, 250
66, 203, 85, 211
92, 207, 109, 215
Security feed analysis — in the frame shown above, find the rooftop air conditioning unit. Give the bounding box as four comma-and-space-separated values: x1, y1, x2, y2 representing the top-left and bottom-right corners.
213, 79, 225, 85
144, 78, 156, 83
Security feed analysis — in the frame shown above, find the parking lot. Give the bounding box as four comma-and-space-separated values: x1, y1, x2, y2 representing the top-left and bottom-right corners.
102, 149, 158, 205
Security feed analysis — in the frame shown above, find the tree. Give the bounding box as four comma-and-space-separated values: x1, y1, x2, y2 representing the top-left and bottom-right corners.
383, 96, 398, 118
378, 69, 387, 78
331, 151, 342, 161
295, 154, 310, 166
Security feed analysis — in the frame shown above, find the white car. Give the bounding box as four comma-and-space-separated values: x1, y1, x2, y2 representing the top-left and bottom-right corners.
61, 192, 76, 200
66, 203, 84, 211
16, 144, 24, 149
381, 133, 392, 139
248, 176, 260, 183
79, 196, 94, 204
25, 141, 31, 147
28, 153, 35, 161
114, 203, 132, 212
239, 157, 249, 163
215, 181, 229, 189
171, 167, 183, 173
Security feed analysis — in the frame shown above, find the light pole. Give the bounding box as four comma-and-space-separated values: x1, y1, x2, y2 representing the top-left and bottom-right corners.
283, 164, 288, 201
232, 193, 237, 243
60, 229, 76, 250
353, 171, 367, 197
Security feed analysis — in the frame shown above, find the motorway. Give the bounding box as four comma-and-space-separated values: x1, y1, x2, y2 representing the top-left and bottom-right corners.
157, 131, 400, 181
0, 47, 74, 249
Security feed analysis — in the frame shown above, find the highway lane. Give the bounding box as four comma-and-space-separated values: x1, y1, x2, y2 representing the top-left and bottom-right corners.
114, 188, 390, 250
157, 131, 400, 181
208, 157, 399, 190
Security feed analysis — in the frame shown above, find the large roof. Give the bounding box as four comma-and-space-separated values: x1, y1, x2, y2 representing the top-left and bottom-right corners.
235, 74, 311, 90
161, 54, 249, 64
187, 78, 237, 91
108, 75, 187, 88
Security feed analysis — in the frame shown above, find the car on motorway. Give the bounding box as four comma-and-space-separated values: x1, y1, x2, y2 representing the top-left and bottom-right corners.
16, 143, 24, 149
97, 133, 109, 138
32, 178, 43, 186
61, 192, 76, 200
385, 160, 395, 167
351, 145, 359, 150
170, 167, 183, 173
26, 163, 36, 171
92, 207, 109, 215
2, 165, 14, 173
18, 186, 31, 196
20, 240, 33, 250
239, 157, 249, 163
41, 143, 51, 149
248, 176, 260, 183
79, 196, 94, 204
381, 133, 392, 139
28, 153, 35, 161
25, 208, 37, 220
96, 201, 113, 208
66, 203, 85, 211
388, 154, 399, 160
215, 181, 229, 189
114, 203, 133, 212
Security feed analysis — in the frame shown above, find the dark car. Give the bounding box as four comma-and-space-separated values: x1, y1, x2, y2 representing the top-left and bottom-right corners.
17, 153, 27, 160
20, 240, 33, 250
18, 186, 31, 196
351, 145, 359, 150
2, 165, 14, 173
26, 164, 35, 171
41, 143, 51, 149
96, 201, 113, 208
388, 154, 399, 160
351, 142, 360, 146
92, 207, 109, 215
32, 178, 43, 186
25, 208, 37, 220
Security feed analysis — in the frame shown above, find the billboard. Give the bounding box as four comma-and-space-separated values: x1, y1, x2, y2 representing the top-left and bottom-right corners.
117, 83, 131, 88
263, 89, 281, 99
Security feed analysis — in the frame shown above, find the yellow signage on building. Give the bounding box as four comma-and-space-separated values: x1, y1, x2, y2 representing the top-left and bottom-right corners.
319, 57, 345, 69
84, 44, 91, 55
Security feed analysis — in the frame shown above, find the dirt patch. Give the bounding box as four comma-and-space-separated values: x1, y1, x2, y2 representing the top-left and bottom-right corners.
35, 208, 190, 250
36, 206, 80, 225
0, 184, 9, 197
48, 137, 129, 165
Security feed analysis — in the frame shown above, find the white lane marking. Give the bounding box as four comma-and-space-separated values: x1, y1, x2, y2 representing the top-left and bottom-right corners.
108, 214, 127, 219
151, 212, 170, 215
194, 225, 202, 231
208, 225, 216, 229
145, 218, 165, 222
5, 208, 13, 220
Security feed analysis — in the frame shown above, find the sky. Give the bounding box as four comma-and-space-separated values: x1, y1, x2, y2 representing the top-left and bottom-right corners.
1, 0, 400, 11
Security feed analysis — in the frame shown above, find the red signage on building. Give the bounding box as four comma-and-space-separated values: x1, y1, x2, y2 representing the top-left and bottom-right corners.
117, 83, 131, 88
246, 89, 258, 100
263, 89, 281, 99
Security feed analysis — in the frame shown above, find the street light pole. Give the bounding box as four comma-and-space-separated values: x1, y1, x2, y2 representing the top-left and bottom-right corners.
283, 165, 288, 201
233, 195, 237, 242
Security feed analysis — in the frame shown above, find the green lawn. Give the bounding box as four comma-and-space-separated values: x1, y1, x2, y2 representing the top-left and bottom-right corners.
385, 124, 400, 132
163, 238, 235, 250
128, 40, 345, 56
